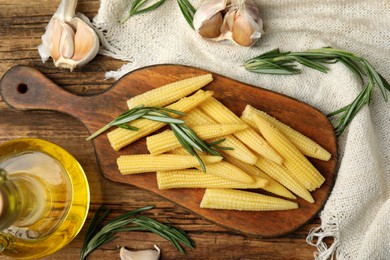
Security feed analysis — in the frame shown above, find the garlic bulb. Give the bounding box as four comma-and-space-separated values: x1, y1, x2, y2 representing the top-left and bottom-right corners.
193, 0, 263, 47
38, 0, 99, 71
119, 245, 161, 260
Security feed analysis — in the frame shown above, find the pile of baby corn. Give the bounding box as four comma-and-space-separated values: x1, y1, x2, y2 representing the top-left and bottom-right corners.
106, 74, 331, 211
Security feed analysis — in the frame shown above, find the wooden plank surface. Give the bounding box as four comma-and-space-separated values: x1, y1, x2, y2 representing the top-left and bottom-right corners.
0, 1, 332, 259
0, 64, 337, 238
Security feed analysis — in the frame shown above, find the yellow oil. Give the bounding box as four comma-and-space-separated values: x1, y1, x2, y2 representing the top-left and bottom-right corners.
0, 138, 90, 259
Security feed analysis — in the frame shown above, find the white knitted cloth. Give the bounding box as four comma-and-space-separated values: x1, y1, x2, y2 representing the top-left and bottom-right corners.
92, 0, 390, 258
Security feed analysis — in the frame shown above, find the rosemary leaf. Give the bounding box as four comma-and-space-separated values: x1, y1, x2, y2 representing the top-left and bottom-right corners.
80, 206, 112, 260
363, 60, 388, 101
245, 47, 390, 136
129, 218, 184, 252
379, 74, 390, 92
114, 111, 148, 125
332, 83, 372, 136
133, 0, 167, 15
85, 125, 111, 142
292, 56, 329, 73
207, 138, 226, 147
171, 125, 196, 155
177, 0, 196, 29
170, 124, 204, 152
169, 124, 206, 172
120, 0, 167, 23
208, 138, 234, 151
82, 207, 110, 248
337, 56, 365, 82
142, 115, 185, 124
171, 123, 226, 171
130, 216, 195, 254
108, 205, 154, 223
118, 124, 139, 131
147, 106, 186, 116
194, 152, 206, 173
115, 105, 145, 120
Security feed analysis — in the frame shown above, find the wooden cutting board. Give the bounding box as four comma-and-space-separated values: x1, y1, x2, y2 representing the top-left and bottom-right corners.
0, 64, 337, 237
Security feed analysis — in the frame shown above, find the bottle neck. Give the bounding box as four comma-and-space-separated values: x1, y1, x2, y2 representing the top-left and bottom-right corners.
0, 168, 47, 230
0, 169, 20, 230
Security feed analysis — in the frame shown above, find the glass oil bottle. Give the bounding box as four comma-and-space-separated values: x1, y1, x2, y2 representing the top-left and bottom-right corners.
0, 138, 90, 259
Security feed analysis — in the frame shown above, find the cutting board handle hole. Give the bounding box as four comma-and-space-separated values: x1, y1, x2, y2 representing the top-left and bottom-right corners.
17, 83, 28, 94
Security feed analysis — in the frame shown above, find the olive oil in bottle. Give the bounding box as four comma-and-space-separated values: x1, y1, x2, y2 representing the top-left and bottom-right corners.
0, 138, 89, 259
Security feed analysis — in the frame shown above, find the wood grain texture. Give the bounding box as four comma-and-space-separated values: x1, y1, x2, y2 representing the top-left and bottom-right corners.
0, 0, 335, 259
0, 64, 337, 238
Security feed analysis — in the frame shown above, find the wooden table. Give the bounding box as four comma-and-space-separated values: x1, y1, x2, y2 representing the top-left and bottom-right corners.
0, 1, 327, 259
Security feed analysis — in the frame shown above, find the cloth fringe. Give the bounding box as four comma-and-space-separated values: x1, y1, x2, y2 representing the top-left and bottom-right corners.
93, 27, 134, 80
103, 62, 134, 81
306, 221, 340, 260
79, 12, 135, 80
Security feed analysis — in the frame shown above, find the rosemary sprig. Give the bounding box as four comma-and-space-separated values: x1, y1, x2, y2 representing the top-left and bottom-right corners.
120, 0, 167, 23
170, 123, 232, 172
244, 47, 390, 136
80, 206, 152, 260
177, 0, 196, 29
86, 105, 231, 172
80, 206, 194, 260
118, 216, 194, 255
86, 105, 184, 141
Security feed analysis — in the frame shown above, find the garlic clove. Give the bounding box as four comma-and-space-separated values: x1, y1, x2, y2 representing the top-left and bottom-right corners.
193, 0, 228, 39
49, 19, 64, 62
197, 12, 223, 38
231, 11, 256, 46
38, 0, 99, 71
59, 23, 75, 59
119, 245, 161, 260
231, 0, 263, 46
69, 18, 100, 62
219, 7, 236, 35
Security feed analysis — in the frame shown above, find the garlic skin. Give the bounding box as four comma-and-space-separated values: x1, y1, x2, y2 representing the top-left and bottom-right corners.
119, 245, 161, 260
192, 0, 263, 47
193, 0, 227, 39
38, 0, 99, 71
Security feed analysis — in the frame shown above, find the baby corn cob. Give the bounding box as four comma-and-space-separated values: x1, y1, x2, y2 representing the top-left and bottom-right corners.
200, 97, 283, 165
183, 108, 258, 164
254, 115, 325, 191
127, 74, 213, 109
200, 189, 299, 211
212, 135, 258, 165
117, 154, 223, 174
223, 153, 296, 199
156, 170, 268, 189
108, 90, 213, 151
198, 161, 255, 184
170, 148, 254, 184
255, 156, 314, 203
182, 108, 215, 126
146, 124, 248, 155
241, 105, 331, 161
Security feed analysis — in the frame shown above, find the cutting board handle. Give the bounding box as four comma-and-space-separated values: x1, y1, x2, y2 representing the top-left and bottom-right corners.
0, 66, 125, 133
1, 66, 85, 112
